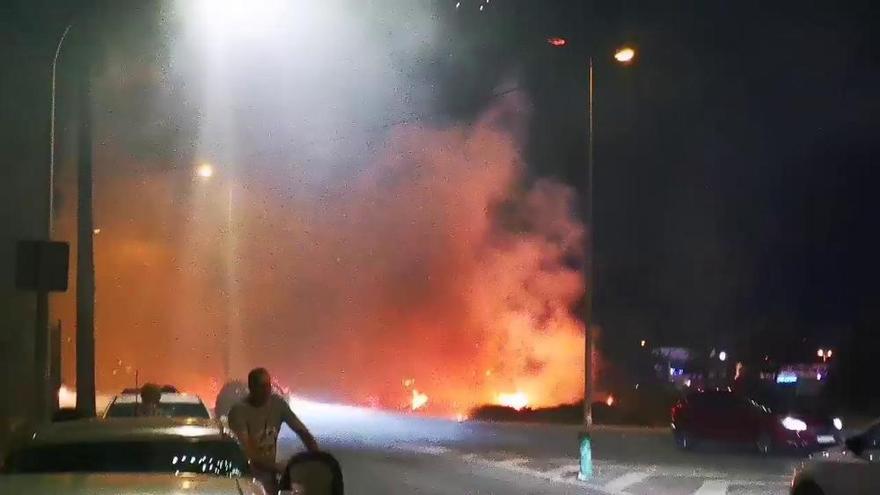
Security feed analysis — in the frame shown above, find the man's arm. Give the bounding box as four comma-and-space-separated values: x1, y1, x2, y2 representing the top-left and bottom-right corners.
279, 398, 319, 452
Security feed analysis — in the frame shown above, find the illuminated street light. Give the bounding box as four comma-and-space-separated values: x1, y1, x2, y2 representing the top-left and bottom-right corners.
817, 348, 824, 357
613, 46, 636, 64
581, 43, 637, 483
640, 339, 646, 347
718, 351, 728, 362
547, 37, 567, 47
196, 163, 215, 179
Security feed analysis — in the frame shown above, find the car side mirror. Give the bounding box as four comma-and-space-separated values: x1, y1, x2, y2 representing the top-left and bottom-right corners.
279, 452, 344, 495
846, 435, 866, 457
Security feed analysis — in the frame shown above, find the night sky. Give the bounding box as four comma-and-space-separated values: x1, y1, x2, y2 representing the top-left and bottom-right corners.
439, 0, 880, 362
2, 1, 879, 400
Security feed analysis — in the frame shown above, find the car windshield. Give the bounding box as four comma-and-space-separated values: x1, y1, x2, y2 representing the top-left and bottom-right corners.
3, 438, 248, 476
104, 402, 210, 419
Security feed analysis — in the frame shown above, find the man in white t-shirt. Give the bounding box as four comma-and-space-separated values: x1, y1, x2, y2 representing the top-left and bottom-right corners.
228, 368, 319, 491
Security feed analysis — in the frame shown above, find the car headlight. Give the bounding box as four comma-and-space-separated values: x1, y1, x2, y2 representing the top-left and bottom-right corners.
781, 416, 808, 432
833, 417, 843, 431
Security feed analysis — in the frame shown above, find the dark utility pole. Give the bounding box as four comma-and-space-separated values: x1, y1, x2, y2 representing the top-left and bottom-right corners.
75, 35, 96, 418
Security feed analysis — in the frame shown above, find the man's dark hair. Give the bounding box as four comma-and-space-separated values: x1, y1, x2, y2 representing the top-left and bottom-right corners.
248, 367, 270, 389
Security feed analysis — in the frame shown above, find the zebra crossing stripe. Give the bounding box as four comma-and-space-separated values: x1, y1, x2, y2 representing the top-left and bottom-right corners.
603, 471, 652, 493
694, 479, 730, 495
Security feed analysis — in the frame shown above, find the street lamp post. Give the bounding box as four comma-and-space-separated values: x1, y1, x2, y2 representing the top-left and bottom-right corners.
33, 22, 73, 423
195, 164, 240, 380
579, 45, 636, 481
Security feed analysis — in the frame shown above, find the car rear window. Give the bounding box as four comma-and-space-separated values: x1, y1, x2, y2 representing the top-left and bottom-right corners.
105, 402, 210, 419
3, 438, 249, 476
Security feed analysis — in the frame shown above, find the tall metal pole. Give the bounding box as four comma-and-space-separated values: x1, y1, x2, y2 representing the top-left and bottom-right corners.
34, 22, 74, 424
75, 45, 97, 418
579, 56, 595, 481
50, 24, 72, 238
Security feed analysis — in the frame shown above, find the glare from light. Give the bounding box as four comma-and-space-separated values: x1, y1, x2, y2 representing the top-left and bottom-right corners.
781, 416, 807, 432
776, 372, 798, 384
196, 163, 215, 179
718, 351, 727, 362
827, 350, 833, 357
685, 379, 692, 387
548, 37, 567, 47
640, 339, 646, 347
817, 348, 825, 357
411, 390, 429, 411
613, 46, 636, 64
93, 228, 101, 235
833, 417, 843, 431
496, 392, 529, 411
605, 395, 615, 407
191, 0, 289, 40
58, 384, 76, 408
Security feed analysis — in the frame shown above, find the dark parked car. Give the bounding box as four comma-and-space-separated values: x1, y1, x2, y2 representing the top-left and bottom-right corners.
671, 390, 843, 453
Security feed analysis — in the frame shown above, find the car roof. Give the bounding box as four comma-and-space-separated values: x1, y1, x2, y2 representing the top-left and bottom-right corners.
28, 417, 228, 446
110, 393, 204, 405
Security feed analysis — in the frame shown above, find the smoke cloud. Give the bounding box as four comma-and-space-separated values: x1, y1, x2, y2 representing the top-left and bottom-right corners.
54, 0, 586, 414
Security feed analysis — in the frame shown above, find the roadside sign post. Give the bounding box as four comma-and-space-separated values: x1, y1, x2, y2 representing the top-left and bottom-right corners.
16, 240, 70, 423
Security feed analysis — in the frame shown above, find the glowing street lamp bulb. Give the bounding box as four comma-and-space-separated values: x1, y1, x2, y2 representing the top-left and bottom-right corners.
614, 46, 636, 63
718, 351, 727, 362
817, 349, 825, 357
196, 163, 214, 179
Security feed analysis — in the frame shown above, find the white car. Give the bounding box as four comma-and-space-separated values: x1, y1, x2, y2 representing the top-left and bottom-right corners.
103, 391, 212, 419
0, 417, 266, 495
791, 421, 880, 495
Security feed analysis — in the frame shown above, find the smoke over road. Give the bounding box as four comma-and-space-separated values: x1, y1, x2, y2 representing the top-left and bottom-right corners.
53, 0, 586, 414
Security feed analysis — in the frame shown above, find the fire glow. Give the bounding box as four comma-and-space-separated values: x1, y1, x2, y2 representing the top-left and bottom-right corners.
51, 3, 588, 414
411, 390, 429, 411
496, 392, 529, 411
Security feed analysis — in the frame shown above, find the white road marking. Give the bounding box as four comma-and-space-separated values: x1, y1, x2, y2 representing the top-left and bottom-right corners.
694, 479, 730, 495
603, 471, 651, 493
393, 444, 451, 455
496, 457, 530, 468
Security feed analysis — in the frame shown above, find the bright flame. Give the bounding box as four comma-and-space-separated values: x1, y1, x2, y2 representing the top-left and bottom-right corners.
58, 384, 76, 408
411, 389, 428, 411
496, 392, 529, 411
613, 46, 636, 63
196, 163, 214, 179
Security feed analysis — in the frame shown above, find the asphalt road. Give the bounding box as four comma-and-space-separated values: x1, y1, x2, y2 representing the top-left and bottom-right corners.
276, 399, 799, 495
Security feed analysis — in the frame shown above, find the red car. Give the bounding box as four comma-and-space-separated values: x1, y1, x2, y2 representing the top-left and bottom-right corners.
671, 390, 842, 453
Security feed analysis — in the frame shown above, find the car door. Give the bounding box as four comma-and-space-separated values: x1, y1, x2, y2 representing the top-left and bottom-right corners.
692, 393, 729, 441
710, 394, 746, 442
681, 394, 713, 439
